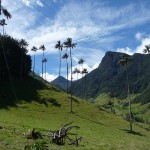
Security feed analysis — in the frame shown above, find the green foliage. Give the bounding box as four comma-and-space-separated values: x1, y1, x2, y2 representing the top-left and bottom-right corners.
0, 35, 31, 80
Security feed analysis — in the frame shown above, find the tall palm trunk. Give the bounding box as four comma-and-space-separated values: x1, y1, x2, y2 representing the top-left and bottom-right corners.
59, 51, 61, 86
85, 73, 87, 100
70, 47, 73, 113
45, 61, 46, 81
42, 51, 44, 79
126, 65, 132, 132
66, 59, 69, 93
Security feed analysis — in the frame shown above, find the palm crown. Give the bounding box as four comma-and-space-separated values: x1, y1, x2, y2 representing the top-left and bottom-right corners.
63, 38, 76, 49
55, 41, 63, 51
39, 44, 46, 51
31, 46, 38, 52
62, 53, 69, 59
1, 6, 12, 19
143, 45, 150, 54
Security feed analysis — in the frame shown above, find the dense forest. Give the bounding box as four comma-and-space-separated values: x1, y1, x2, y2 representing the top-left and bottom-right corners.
0, 35, 31, 80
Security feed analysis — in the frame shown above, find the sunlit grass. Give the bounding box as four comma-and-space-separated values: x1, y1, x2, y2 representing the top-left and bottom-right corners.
0, 78, 150, 149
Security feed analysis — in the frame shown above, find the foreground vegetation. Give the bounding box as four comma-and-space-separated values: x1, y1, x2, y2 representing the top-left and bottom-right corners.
0, 78, 150, 150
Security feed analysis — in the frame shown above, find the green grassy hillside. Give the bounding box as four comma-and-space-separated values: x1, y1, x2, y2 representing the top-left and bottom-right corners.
0, 78, 150, 150
95, 93, 150, 124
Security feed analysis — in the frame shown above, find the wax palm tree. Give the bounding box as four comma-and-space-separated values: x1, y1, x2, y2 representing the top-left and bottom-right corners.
143, 45, 150, 54
55, 40, 63, 86
82, 68, 88, 100
63, 38, 76, 113
31, 46, 38, 78
78, 59, 84, 78
119, 53, 132, 132
62, 53, 69, 92
39, 44, 46, 79
42, 58, 48, 81
73, 68, 81, 81
0, 19, 7, 35
19, 39, 29, 81
0, 0, 12, 19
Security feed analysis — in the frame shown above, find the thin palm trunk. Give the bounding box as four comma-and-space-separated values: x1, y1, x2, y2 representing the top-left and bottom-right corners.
45, 61, 46, 81
42, 51, 44, 79
66, 59, 68, 93
70, 47, 73, 113
85, 73, 87, 100
59, 51, 61, 86
126, 66, 132, 132
59, 51, 61, 77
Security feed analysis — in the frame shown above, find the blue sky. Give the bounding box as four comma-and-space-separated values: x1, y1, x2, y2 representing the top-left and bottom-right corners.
1, 0, 150, 81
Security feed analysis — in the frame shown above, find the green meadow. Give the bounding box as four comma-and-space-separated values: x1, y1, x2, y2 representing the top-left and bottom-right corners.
0, 78, 150, 150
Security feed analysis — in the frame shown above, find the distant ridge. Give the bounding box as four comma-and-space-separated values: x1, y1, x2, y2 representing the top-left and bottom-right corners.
51, 76, 71, 90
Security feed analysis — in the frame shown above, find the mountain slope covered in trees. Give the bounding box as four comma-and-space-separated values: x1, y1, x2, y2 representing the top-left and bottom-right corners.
72, 51, 150, 104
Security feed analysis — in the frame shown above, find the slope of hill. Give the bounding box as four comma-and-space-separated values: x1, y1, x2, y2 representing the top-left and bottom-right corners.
72, 51, 150, 103
51, 75, 71, 90
0, 77, 150, 150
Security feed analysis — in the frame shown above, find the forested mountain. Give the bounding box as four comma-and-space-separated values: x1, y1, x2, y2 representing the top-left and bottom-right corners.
72, 51, 150, 104
0, 35, 31, 80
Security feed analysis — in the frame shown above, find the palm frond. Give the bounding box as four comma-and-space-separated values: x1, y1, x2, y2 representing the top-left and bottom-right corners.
2, 7, 12, 19
39, 44, 46, 51
31, 46, 38, 52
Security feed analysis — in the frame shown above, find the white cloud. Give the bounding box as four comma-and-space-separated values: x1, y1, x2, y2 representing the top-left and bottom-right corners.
135, 32, 144, 41
22, 0, 30, 6
40, 72, 58, 82
3, 0, 150, 57
22, 0, 44, 7
136, 37, 150, 53
36, 0, 44, 7
117, 47, 134, 55
2, 0, 150, 78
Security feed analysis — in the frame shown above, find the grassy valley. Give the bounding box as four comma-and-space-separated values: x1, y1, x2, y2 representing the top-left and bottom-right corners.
0, 78, 150, 150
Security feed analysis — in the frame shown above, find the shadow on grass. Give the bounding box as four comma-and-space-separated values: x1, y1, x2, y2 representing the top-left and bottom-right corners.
120, 129, 144, 136
0, 77, 60, 109
74, 113, 103, 125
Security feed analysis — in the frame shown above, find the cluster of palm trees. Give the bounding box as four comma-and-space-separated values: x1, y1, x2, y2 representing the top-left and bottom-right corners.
55, 38, 76, 113
31, 44, 47, 80
55, 38, 89, 111
73, 59, 88, 80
